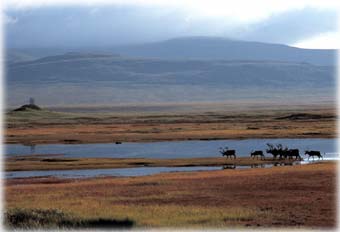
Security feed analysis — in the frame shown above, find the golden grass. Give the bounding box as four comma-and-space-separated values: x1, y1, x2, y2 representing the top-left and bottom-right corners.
5, 162, 336, 228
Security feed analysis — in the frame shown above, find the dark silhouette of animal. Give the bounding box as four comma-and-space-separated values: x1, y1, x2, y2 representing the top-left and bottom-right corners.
219, 147, 236, 159
284, 149, 301, 160
250, 150, 264, 160
266, 143, 287, 159
305, 150, 323, 160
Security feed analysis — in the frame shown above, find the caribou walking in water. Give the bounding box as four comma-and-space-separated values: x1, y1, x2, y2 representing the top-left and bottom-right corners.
266, 143, 286, 160
266, 143, 301, 160
305, 150, 323, 160
219, 147, 236, 159
250, 150, 265, 160
218, 144, 325, 163
284, 149, 302, 160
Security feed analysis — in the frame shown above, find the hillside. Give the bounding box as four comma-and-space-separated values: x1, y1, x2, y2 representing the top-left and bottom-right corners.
6, 52, 335, 107
7, 37, 336, 66
111, 37, 336, 66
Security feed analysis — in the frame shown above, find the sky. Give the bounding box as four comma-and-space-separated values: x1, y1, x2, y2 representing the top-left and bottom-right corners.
2, 0, 340, 49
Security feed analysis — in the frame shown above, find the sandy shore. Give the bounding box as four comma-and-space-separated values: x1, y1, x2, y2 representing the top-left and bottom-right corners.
5, 106, 336, 144
5, 162, 336, 228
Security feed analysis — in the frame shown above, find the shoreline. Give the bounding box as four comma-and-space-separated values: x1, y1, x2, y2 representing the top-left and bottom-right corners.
5, 156, 311, 172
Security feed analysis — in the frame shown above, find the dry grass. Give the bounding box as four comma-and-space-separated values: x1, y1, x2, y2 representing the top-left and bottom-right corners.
5, 162, 336, 229
5, 156, 296, 171
5, 107, 336, 144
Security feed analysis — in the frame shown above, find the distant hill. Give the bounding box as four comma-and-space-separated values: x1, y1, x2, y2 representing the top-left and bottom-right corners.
7, 37, 336, 66
5, 50, 37, 64
6, 52, 335, 107
112, 37, 336, 66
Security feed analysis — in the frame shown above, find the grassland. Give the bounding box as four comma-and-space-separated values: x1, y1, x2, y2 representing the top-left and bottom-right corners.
6, 156, 298, 172
4, 103, 337, 229
5, 162, 336, 229
5, 104, 336, 144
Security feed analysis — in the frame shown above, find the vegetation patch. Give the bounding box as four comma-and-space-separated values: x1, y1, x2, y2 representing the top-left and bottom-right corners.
40, 158, 79, 162
12, 104, 41, 112
4, 208, 134, 229
276, 113, 334, 120
63, 139, 80, 143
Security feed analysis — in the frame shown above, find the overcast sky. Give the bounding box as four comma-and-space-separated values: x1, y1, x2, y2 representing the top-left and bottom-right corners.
3, 0, 339, 49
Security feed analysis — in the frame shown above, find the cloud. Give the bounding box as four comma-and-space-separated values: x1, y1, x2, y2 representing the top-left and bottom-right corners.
293, 31, 340, 49
3, 13, 18, 24
237, 7, 338, 44
4, 5, 338, 48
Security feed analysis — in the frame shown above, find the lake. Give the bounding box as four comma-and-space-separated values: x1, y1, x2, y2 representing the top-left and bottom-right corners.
5, 138, 338, 159
5, 138, 338, 179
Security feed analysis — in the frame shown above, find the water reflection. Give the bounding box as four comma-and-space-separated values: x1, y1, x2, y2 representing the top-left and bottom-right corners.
22, 144, 36, 155
274, 162, 284, 166
222, 164, 236, 169
221, 161, 305, 171
30, 145, 36, 154
251, 163, 265, 168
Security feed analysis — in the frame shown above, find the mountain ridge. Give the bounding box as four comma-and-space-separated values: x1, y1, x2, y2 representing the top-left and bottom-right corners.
6, 36, 336, 65
109, 36, 336, 65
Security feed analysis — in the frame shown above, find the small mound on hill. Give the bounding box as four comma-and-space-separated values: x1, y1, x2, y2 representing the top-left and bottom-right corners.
12, 104, 41, 112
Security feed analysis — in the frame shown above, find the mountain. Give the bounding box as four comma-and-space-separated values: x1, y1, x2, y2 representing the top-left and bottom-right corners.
5, 50, 37, 64
6, 52, 335, 107
111, 37, 336, 66
7, 37, 336, 66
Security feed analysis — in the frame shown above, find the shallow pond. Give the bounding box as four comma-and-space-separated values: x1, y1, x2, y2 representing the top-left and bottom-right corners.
6, 138, 338, 159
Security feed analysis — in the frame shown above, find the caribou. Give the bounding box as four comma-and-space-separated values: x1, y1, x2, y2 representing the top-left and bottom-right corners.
266, 143, 287, 160
305, 150, 323, 160
284, 149, 302, 160
219, 147, 236, 159
250, 150, 265, 160
266, 144, 302, 160
217, 144, 326, 164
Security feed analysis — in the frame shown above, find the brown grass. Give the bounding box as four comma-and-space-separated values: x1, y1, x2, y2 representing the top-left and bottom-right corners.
5, 156, 297, 171
5, 162, 336, 229
5, 107, 336, 144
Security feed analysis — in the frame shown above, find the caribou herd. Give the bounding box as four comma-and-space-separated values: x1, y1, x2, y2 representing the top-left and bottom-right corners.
219, 143, 323, 160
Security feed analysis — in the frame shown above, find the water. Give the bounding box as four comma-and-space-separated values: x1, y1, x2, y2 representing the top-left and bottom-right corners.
5, 162, 303, 179
5, 138, 338, 179
5, 166, 221, 179
5, 138, 338, 159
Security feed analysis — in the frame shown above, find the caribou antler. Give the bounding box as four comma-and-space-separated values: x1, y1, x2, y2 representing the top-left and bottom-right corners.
277, 144, 283, 150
